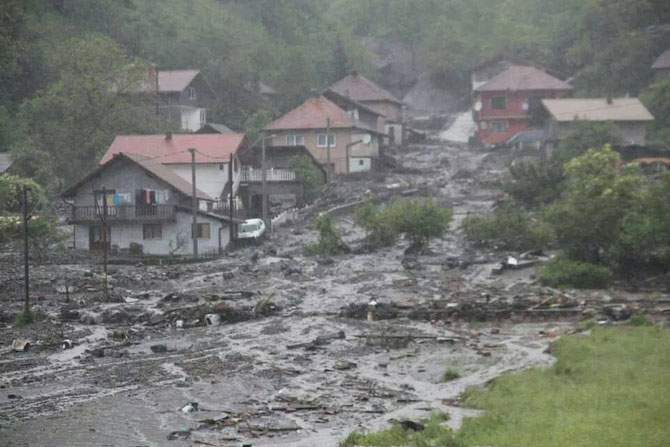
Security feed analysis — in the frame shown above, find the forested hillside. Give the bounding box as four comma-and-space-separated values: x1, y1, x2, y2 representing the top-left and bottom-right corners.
1, 0, 669, 190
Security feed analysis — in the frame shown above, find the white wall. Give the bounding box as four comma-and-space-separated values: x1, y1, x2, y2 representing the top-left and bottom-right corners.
170, 163, 228, 201
180, 107, 206, 132
72, 212, 230, 255
349, 157, 371, 173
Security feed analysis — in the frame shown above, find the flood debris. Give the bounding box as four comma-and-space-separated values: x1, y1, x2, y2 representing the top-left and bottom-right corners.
11, 340, 30, 352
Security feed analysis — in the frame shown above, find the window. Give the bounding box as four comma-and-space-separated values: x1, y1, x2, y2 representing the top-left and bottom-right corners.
143, 224, 162, 240
196, 223, 210, 239
187, 87, 196, 100
219, 163, 224, 171
317, 133, 336, 148
491, 96, 507, 110
286, 134, 304, 146
199, 109, 206, 124
359, 159, 365, 166
491, 121, 508, 134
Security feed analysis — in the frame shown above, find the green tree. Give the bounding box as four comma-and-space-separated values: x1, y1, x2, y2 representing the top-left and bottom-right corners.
288, 155, 325, 205
353, 198, 399, 247
544, 145, 645, 266
641, 79, 670, 150
306, 214, 349, 255
11, 35, 167, 189
387, 198, 453, 250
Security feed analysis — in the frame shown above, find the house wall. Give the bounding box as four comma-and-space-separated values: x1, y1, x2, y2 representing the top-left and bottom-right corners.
170, 163, 228, 201
349, 157, 371, 173
349, 132, 379, 158
177, 75, 215, 109
270, 129, 353, 174
180, 106, 207, 132
71, 158, 188, 208
384, 123, 403, 146
474, 89, 570, 145
74, 212, 229, 255
545, 119, 648, 148
361, 100, 402, 123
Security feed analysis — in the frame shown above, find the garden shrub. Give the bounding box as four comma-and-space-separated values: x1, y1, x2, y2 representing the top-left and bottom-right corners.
540, 256, 613, 289
306, 214, 348, 255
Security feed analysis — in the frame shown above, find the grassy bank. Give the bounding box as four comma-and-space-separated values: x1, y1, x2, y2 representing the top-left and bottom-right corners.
460, 327, 670, 447
341, 327, 670, 447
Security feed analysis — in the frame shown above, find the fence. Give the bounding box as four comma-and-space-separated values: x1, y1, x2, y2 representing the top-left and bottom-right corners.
241, 169, 296, 182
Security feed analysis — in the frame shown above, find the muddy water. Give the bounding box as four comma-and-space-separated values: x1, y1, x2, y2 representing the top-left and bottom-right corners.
0, 141, 573, 446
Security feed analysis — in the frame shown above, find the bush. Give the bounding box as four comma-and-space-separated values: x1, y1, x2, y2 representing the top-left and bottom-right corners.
386, 198, 453, 250
13, 310, 34, 327
340, 413, 461, 447
442, 368, 460, 382
306, 214, 348, 255
629, 315, 652, 327
540, 256, 613, 289
462, 201, 554, 251
353, 198, 398, 247
289, 155, 325, 205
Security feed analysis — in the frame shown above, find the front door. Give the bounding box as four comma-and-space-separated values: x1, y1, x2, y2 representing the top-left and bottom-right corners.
89, 225, 111, 251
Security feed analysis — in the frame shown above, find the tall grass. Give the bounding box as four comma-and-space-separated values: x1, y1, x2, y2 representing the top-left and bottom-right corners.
459, 327, 670, 447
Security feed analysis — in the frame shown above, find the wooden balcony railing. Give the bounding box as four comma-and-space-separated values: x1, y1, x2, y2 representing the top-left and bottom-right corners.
70, 205, 177, 223
241, 169, 296, 182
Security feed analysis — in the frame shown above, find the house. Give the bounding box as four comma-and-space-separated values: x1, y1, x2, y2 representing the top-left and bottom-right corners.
470, 56, 520, 92
329, 71, 403, 145
144, 69, 216, 132
61, 153, 239, 255
323, 89, 386, 134
651, 49, 670, 83
237, 144, 327, 213
264, 96, 382, 174
99, 133, 247, 207
473, 66, 573, 145
0, 153, 13, 175
245, 80, 278, 103
541, 98, 655, 149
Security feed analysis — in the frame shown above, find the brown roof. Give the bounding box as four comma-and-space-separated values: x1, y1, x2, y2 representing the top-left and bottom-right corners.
61, 152, 212, 200
652, 49, 670, 70
100, 133, 246, 165
265, 96, 378, 132
541, 98, 654, 122
329, 72, 402, 105
475, 66, 573, 92
323, 89, 384, 117
156, 70, 201, 92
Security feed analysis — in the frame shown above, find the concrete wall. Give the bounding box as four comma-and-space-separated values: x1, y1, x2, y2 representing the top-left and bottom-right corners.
547, 120, 648, 146
170, 163, 227, 201
349, 157, 371, 172
180, 106, 206, 132
71, 158, 188, 208
74, 211, 229, 255
270, 129, 351, 174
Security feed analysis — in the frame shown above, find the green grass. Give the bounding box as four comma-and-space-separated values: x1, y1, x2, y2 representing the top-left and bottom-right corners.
458, 327, 670, 447
341, 413, 460, 447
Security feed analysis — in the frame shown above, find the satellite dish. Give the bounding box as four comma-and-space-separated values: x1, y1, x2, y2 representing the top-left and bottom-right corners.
522, 102, 529, 111
474, 101, 483, 112
480, 121, 488, 130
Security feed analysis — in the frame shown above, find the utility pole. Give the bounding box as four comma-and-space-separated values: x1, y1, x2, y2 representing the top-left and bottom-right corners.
261, 132, 267, 224
188, 148, 198, 257
228, 156, 234, 244
101, 186, 108, 297
326, 117, 332, 184
154, 64, 159, 116
22, 186, 30, 314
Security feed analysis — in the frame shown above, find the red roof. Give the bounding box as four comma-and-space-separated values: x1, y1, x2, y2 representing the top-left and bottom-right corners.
265, 96, 367, 131
329, 72, 402, 105
475, 66, 573, 93
157, 70, 200, 92
100, 134, 246, 165
652, 50, 670, 70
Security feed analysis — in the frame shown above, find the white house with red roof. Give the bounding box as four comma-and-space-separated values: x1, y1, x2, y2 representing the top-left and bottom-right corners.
142, 69, 216, 132
264, 96, 382, 174
61, 152, 241, 255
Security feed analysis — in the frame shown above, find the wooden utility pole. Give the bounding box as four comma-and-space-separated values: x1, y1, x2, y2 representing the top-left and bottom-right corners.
188, 148, 198, 257
22, 186, 30, 314
101, 186, 108, 297
228, 156, 234, 244
326, 117, 331, 184
261, 132, 267, 224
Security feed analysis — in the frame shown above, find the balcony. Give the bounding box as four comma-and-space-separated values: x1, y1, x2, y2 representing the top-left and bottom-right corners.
241, 169, 296, 183
70, 205, 177, 223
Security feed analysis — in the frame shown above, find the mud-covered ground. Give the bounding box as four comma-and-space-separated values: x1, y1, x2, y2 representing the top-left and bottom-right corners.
1, 140, 668, 446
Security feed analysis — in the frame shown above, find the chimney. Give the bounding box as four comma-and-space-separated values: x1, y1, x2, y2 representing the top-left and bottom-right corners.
165, 132, 172, 141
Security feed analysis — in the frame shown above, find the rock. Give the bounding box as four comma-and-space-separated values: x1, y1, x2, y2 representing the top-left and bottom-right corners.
167, 429, 191, 441
222, 271, 234, 280
604, 304, 631, 321
334, 359, 357, 370
150, 344, 168, 353
89, 348, 105, 358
